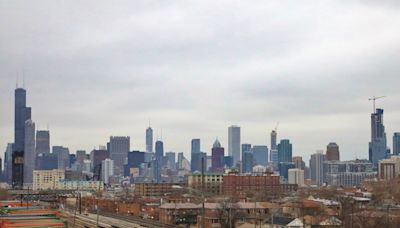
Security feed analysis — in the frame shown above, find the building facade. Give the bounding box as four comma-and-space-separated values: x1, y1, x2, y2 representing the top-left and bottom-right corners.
211, 139, 224, 173
379, 156, 400, 180
278, 139, 292, 163
252, 145, 268, 166
32, 169, 65, 190
23, 120, 36, 186
326, 142, 340, 161
35, 130, 50, 155
228, 126, 241, 165
188, 173, 224, 195
288, 168, 305, 186
310, 151, 325, 186
393, 133, 400, 156
102, 158, 114, 185
369, 109, 388, 165
109, 136, 130, 176
146, 126, 153, 153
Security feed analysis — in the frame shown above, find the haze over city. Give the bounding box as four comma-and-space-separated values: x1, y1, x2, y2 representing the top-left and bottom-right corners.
1, 1, 400, 161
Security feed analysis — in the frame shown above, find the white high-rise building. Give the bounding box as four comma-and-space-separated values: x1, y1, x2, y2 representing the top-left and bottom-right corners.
228, 125, 241, 165
24, 119, 36, 186
288, 168, 305, 186
310, 150, 325, 186
102, 158, 114, 185
109, 136, 130, 176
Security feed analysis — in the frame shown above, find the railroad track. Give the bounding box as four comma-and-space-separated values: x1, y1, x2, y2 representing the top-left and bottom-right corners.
99, 212, 177, 228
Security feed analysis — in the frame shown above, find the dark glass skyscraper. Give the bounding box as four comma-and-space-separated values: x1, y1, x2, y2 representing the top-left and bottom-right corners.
155, 140, 164, 182
13, 88, 31, 189
393, 133, 400, 155
326, 142, 340, 161
369, 109, 387, 165
278, 139, 292, 163
36, 130, 50, 155
191, 138, 201, 172
211, 139, 224, 173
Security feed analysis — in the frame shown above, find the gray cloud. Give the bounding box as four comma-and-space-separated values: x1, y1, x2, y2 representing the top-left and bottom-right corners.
1, 1, 400, 161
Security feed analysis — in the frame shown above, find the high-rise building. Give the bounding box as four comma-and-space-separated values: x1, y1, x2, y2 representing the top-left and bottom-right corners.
288, 168, 305, 186
191, 139, 201, 172
326, 142, 340, 161
53, 146, 70, 170
124, 150, 145, 177
4, 143, 13, 184
242, 144, 251, 154
177, 152, 185, 170
36, 153, 58, 170
36, 130, 50, 155
393, 133, 400, 155
271, 130, 277, 150
310, 151, 325, 186
13, 87, 31, 189
279, 162, 295, 181
242, 151, 253, 173
369, 109, 388, 165
102, 158, 114, 185
76, 150, 87, 165
212, 139, 225, 173
228, 125, 241, 165
324, 159, 375, 187
165, 152, 176, 170
23, 120, 36, 186
278, 139, 292, 163
155, 140, 164, 182
252, 145, 269, 166
146, 126, 153, 153
90, 149, 109, 179
292, 156, 306, 170
109, 136, 130, 176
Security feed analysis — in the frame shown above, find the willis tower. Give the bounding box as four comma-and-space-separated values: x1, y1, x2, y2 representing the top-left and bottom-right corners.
12, 87, 31, 189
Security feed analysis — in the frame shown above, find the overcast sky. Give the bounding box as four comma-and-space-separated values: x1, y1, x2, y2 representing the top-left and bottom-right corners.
1, 1, 400, 162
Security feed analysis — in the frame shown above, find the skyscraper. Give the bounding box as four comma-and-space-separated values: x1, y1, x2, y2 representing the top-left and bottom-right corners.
211, 139, 225, 173
278, 139, 292, 163
228, 125, 241, 165
310, 151, 325, 186
13, 87, 31, 189
393, 133, 400, 155
53, 146, 70, 170
252, 145, 269, 166
90, 149, 109, 179
241, 144, 252, 154
102, 158, 114, 185
23, 120, 36, 186
4, 143, 13, 184
165, 152, 176, 170
109, 136, 130, 176
270, 130, 278, 166
369, 109, 388, 165
155, 140, 164, 182
146, 126, 153, 153
326, 142, 340, 161
191, 139, 201, 172
36, 130, 50, 155
242, 151, 253, 173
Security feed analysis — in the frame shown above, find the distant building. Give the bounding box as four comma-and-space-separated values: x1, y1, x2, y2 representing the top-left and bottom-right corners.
242, 151, 253, 173
102, 158, 114, 185
288, 168, 305, 186
33, 169, 65, 190
146, 126, 153, 153
223, 156, 234, 168
188, 173, 224, 195
292, 156, 305, 170
279, 162, 296, 181
191, 139, 201, 172
53, 146, 70, 170
134, 182, 185, 197
310, 151, 325, 186
379, 156, 400, 180
324, 159, 375, 187
211, 139, 224, 173
241, 144, 251, 154
90, 149, 109, 179
369, 109, 388, 165
36, 130, 50, 155
228, 126, 241, 165
4, 143, 13, 184
278, 139, 292, 163
326, 142, 340, 161
23, 120, 36, 186
109, 136, 130, 176
124, 151, 145, 177
13, 87, 32, 189
252, 145, 268, 166
393, 133, 400, 155
36, 153, 58, 170
222, 173, 297, 196
165, 152, 176, 170
155, 140, 164, 182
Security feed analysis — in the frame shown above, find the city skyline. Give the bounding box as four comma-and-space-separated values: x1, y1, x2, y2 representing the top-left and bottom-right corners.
1, 1, 400, 162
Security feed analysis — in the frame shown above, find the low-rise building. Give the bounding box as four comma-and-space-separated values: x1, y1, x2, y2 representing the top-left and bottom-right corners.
288, 168, 305, 187
188, 173, 224, 195
134, 182, 185, 197
33, 169, 65, 190
378, 156, 400, 180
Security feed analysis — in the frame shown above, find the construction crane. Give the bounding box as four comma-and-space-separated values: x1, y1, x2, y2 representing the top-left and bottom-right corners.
274, 122, 280, 132
368, 96, 386, 113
